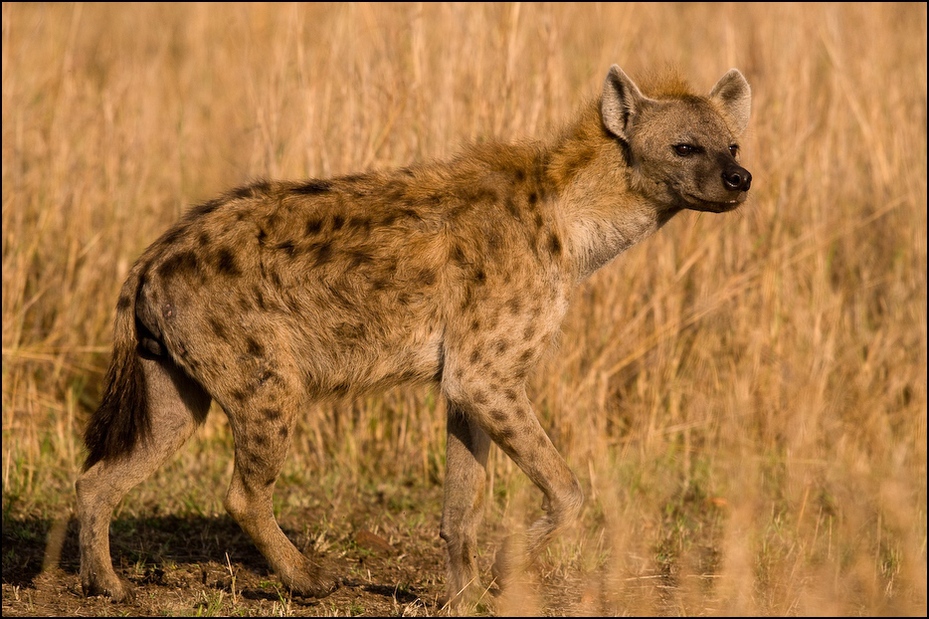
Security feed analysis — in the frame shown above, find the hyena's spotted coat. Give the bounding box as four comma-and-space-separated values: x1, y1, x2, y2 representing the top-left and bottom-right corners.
77, 65, 752, 608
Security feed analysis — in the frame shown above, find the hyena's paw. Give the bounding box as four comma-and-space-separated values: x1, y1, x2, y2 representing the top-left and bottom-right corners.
283, 561, 340, 599
439, 585, 487, 615
490, 537, 527, 596
80, 571, 135, 602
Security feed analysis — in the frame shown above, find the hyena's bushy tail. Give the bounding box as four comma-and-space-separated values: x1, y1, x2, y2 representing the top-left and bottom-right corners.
82, 263, 152, 471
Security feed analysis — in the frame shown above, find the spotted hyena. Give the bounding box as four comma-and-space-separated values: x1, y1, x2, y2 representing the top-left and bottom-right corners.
76, 65, 751, 607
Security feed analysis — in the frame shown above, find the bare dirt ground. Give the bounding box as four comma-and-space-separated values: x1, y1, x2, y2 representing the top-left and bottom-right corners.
2, 484, 461, 617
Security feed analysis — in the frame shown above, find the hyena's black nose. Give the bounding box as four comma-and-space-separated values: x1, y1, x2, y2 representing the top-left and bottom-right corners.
722, 166, 752, 192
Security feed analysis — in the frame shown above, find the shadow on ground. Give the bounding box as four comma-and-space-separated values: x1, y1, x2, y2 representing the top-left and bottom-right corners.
1, 512, 270, 588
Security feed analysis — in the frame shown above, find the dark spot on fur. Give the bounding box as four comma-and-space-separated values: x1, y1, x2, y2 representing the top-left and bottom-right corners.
451, 244, 467, 264
158, 251, 200, 280
116, 294, 132, 311
347, 250, 373, 269
380, 212, 398, 227
523, 324, 536, 340
332, 214, 345, 230
230, 181, 271, 200
266, 212, 280, 231
534, 213, 544, 230
209, 317, 229, 340
232, 388, 250, 403
528, 192, 538, 206
548, 233, 562, 256
305, 217, 324, 236
279, 425, 289, 438
497, 425, 514, 442
245, 337, 265, 357
507, 297, 522, 315
198, 231, 211, 247
419, 269, 436, 286
494, 339, 509, 354
312, 241, 333, 266
371, 278, 391, 291
469, 350, 481, 364
292, 179, 333, 195
348, 216, 372, 234
265, 476, 277, 486
261, 408, 281, 420
470, 319, 481, 331
256, 369, 276, 387
158, 226, 187, 247
504, 388, 518, 401
254, 434, 268, 447
190, 198, 224, 218
335, 322, 366, 341
515, 168, 526, 182
490, 409, 507, 423
473, 391, 488, 405
474, 269, 486, 285
215, 247, 241, 276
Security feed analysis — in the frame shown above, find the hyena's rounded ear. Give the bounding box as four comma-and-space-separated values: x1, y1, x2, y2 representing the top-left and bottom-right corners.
601, 65, 647, 141
709, 69, 752, 136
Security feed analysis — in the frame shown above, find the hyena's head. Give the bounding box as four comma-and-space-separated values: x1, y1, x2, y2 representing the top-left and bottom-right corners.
601, 65, 752, 213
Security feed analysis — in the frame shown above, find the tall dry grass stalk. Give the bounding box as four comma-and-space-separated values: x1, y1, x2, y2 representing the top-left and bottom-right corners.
2, 2, 925, 615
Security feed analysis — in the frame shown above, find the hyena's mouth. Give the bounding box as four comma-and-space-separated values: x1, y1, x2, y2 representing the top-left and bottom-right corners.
683, 193, 747, 213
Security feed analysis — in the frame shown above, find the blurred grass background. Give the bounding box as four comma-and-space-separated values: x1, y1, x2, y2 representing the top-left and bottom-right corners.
2, 2, 926, 615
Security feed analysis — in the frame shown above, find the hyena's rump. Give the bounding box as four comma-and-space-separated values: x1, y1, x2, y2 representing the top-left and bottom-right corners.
76, 64, 751, 608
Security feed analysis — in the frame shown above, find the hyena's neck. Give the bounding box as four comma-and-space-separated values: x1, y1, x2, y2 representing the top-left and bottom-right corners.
542, 100, 677, 281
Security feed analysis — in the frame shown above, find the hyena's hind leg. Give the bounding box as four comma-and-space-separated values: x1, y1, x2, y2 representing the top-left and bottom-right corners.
219, 377, 338, 598
76, 355, 210, 601
440, 401, 491, 610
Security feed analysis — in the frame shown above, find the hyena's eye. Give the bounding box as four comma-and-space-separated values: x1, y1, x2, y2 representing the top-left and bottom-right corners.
729, 144, 740, 157
673, 144, 700, 157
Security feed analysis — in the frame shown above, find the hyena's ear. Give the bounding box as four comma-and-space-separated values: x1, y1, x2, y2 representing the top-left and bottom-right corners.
709, 69, 752, 136
601, 65, 648, 141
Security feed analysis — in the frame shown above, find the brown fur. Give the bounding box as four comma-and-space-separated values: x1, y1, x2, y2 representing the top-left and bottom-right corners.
76, 65, 752, 607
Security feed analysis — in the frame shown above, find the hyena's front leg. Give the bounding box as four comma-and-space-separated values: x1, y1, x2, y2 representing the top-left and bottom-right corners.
440, 401, 491, 609
220, 384, 338, 599
443, 367, 584, 593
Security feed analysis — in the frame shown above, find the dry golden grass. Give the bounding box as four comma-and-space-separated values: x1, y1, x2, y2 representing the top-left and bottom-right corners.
2, 2, 926, 616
